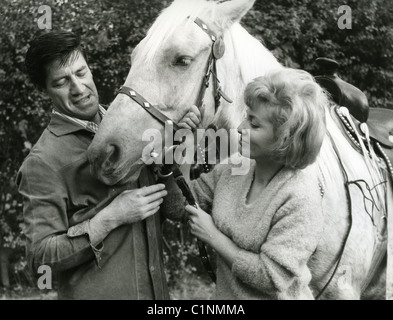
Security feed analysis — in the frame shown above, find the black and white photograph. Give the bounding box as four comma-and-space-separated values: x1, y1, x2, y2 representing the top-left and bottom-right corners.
0, 0, 392, 307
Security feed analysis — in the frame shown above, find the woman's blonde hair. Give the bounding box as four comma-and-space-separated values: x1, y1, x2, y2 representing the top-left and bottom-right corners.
244, 68, 328, 169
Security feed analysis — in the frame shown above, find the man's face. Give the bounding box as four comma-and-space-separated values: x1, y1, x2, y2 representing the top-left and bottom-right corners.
45, 51, 99, 121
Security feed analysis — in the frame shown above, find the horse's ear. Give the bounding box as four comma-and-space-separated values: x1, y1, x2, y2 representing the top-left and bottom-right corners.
215, 0, 255, 29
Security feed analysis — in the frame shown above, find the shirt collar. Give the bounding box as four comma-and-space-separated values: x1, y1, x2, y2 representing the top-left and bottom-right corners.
48, 105, 107, 137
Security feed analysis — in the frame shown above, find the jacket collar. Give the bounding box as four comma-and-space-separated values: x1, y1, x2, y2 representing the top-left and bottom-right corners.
47, 105, 106, 137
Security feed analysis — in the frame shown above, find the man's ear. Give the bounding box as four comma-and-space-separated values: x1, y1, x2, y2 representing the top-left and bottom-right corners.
215, 0, 256, 31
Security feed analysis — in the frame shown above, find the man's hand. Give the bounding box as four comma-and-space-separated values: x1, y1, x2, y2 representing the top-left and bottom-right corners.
89, 184, 167, 245
108, 184, 167, 226
178, 105, 202, 130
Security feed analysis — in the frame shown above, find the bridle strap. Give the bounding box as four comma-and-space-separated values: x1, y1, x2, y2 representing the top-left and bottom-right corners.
193, 17, 217, 111
193, 17, 218, 42
118, 86, 181, 131
192, 17, 232, 113
195, 50, 215, 110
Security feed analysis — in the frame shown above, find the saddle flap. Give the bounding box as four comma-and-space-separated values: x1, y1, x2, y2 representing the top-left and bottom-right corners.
367, 108, 393, 148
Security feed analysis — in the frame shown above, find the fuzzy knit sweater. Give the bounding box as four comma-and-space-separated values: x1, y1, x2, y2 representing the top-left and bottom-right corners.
163, 160, 324, 300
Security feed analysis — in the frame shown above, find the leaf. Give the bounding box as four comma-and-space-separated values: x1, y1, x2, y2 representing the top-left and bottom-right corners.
23, 141, 32, 150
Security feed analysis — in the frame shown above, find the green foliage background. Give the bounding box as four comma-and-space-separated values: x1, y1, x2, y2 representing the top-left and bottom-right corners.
0, 0, 392, 289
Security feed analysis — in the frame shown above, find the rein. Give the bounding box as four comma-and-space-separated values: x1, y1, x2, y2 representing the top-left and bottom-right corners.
116, 17, 233, 283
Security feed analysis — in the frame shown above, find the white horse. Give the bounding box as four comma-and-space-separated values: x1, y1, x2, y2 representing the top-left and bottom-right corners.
88, 0, 392, 299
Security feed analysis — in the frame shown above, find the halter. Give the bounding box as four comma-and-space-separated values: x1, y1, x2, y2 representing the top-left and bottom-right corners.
116, 17, 232, 283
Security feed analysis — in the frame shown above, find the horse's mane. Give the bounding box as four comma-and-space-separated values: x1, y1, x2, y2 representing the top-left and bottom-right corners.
225, 23, 283, 85
214, 24, 283, 128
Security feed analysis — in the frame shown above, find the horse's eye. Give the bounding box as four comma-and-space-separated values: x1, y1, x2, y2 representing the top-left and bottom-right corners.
173, 56, 192, 67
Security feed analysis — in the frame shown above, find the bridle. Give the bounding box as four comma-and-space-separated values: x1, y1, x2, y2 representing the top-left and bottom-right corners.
117, 17, 231, 129
116, 17, 233, 283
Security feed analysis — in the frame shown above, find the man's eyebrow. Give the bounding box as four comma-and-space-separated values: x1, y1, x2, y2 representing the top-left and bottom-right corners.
76, 66, 87, 72
51, 74, 67, 83
51, 66, 87, 83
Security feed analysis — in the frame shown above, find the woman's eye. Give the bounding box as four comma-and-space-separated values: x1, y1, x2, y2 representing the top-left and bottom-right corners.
247, 116, 259, 128
173, 56, 192, 67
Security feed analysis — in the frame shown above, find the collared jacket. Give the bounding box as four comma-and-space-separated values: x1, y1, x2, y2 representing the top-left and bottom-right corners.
16, 112, 169, 300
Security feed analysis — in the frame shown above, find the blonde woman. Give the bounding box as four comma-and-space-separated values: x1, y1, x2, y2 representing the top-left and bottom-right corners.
164, 68, 328, 299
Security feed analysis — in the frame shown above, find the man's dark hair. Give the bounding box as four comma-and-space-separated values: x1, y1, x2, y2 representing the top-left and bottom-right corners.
25, 31, 88, 90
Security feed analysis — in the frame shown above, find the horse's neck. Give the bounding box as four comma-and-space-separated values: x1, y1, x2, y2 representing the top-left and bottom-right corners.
227, 24, 283, 83
213, 23, 283, 130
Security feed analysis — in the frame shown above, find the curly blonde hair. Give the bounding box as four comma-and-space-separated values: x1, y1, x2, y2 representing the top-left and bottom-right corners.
244, 68, 328, 169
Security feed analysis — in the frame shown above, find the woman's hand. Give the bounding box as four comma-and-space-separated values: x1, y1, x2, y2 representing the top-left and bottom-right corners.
185, 205, 218, 245
186, 204, 241, 269
178, 105, 202, 130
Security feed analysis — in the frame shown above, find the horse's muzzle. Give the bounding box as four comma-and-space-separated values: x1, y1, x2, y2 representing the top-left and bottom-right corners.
88, 142, 122, 185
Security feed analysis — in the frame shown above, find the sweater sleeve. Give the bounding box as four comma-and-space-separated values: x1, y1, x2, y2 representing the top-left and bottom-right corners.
161, 164, 230, 221
231, 192, 323, 297
190, 164, 230, 213
17, 155, 96, 275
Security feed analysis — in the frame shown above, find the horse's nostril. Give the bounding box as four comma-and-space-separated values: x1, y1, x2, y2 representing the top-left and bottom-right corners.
102, 143, 120, 173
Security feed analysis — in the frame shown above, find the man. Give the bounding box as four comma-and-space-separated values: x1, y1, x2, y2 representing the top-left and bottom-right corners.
17, 31, 199, 299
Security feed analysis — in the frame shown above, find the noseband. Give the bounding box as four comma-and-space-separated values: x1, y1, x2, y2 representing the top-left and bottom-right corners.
116, 17, 232, 283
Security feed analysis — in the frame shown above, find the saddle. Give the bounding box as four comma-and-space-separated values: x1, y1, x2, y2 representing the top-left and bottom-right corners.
315, 57, 393, 168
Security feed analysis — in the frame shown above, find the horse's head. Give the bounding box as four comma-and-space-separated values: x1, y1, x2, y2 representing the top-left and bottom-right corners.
88, 0, 281, 185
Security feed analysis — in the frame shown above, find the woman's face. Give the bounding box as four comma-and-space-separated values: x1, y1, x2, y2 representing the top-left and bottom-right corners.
237, 104, 276, 160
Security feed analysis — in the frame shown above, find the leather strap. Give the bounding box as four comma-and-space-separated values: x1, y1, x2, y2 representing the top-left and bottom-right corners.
118, 86, 180, 131
387, 175, 393, 299
192, 17, 232, 113
171, 165, 217, 283
193, 17, 218, 42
